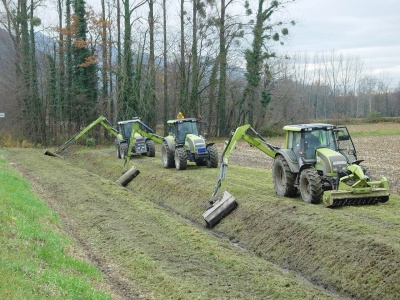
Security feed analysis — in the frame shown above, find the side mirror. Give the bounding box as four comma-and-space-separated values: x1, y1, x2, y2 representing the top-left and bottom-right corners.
338, 135, 350, 141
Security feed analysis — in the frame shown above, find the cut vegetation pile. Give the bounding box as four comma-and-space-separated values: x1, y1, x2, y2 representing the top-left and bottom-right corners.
4, 141, 400, 299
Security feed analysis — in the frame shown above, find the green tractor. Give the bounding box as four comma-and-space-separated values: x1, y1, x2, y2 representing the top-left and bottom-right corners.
204, 123, 390, 227
162, 118, 218, 170
115, 118, 158, 160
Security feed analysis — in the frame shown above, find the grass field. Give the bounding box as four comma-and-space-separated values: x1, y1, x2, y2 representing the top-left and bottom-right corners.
0, 156, 112, 299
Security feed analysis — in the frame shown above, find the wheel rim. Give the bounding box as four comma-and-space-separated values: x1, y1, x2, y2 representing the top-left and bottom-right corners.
301, 176, 310, 198
276, 165, 285, 189
162, 146, 168, 166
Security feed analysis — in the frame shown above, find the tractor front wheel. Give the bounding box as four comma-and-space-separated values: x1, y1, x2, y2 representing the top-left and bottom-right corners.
273, 156, 297, 197
145, 140, 156, 157
207, 145, 218, 168
175, 147, 187, 170
162, 141, 175, 168
299, 168, 323, 204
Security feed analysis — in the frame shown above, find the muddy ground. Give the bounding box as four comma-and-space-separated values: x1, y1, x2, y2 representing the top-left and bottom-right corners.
3, 123, 400, 299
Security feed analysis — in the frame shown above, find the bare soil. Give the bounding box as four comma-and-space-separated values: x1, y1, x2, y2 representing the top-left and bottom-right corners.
3, 123, 400, 299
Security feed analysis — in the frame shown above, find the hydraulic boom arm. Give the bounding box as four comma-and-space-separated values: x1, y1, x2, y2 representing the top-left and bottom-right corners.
54, 116, 118, 154
211, 124, 279, 202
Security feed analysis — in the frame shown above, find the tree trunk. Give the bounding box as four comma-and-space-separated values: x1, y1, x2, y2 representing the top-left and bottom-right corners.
148, 0, 156, 128
217, 0, 226, 136
179, 0, 187, 113
163, 0, 168, 133
190, 0, 199, 117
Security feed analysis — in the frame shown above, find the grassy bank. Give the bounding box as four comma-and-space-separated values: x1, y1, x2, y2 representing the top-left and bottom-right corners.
4, 148, 338, 299
67, 146, 400, 300
0, 153, 112, 299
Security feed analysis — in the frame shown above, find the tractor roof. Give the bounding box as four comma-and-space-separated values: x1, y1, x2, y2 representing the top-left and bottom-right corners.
283, 123, 336, 132
167, 118, 198, 124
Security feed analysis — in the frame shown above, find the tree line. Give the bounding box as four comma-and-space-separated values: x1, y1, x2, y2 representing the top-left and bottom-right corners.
1, 0, 399, 145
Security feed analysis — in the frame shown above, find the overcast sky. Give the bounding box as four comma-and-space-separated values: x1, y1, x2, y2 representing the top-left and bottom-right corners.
283, 0, 400, 88
38, 0, 400, 89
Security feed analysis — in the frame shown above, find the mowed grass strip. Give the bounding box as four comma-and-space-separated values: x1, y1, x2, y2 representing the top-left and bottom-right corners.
67, 147, 400, 300
6, 148, 336, 299
0, 153, 112, 300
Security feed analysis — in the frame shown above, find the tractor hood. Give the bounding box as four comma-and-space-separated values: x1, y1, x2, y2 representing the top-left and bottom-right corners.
315, 148, 348, 176
185, 134, 207, 154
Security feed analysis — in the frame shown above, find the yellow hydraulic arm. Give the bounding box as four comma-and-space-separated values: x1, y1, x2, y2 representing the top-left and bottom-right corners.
211, 124, 279, 202
45, 116, 118, 157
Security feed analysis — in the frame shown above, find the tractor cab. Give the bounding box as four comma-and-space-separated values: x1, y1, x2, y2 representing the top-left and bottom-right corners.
116, 118, 147, 157
285, 124, 337, 159
167, 118, 200, 143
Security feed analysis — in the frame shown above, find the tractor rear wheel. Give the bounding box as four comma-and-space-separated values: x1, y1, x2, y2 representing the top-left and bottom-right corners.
273, 156, 297, 197
115, 143, 121, 159
175, 147, 187, 170
162, 141, 175, 168
145, 140, 156, 157
299, 168, 323, 204
120, 143, 128, 160
207, 145, 218, 168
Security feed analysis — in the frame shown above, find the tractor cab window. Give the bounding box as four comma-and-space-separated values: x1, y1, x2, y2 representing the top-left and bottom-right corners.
288, 131, 301, 156
122, 122, 133, 140
304, 131, 321, 158
176, 121, 199, 142
316, 129, 336, 150
335, 127, 357, 163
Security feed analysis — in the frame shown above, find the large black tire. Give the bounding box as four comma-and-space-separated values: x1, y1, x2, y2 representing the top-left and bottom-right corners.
207, 145, 218, 168
145, 140, 156, 157
273, 156, 297, 197
120, 143, 128, 160
162, 141, 175, 168
175, 147, 187, 170
299, 168, 323, 204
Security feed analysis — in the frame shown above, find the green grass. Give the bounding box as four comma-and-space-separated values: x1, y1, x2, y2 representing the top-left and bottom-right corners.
349, 128, 400, 136
67, 147, 400, 299
3, 148, 337, 299
0, 154, 112, 300
4, 144, 400, 299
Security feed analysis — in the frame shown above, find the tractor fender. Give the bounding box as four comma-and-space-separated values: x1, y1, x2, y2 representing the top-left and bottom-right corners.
115, 134, 124, 144
206, 142, 215, 147
276, 149, 300, 174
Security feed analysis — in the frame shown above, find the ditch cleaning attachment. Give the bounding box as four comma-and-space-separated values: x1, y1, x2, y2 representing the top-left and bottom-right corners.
203, 130, 240, 227
323, 164, 390, 206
